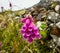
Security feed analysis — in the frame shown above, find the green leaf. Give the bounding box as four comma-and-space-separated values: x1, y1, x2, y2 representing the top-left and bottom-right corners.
41, 23, 47, 29
40, 30, 47, 38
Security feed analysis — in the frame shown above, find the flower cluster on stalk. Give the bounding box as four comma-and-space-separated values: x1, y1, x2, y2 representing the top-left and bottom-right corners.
20, 15, 41, 43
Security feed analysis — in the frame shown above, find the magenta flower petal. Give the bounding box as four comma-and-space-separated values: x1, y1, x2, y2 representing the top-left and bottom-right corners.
28, 37, 33, 43
25, 15, 28, 18
28, 27, 33, 31
23, 34, 28, 39
33, 26, 38, 31
29, 15, 34, 22
22, 24, 27, 30
20, 29, 25, 34
29, 23, 33, 28
21, 18, 26, 23
34, 29, 38, 34
36, 33, 41, 39
31, 33, 36, 38
26, 30, 31, 35
20, 15, 41, 43
26, 19, 31, 26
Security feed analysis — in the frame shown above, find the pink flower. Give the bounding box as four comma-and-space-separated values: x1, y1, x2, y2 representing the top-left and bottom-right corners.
20, 15, 41, 43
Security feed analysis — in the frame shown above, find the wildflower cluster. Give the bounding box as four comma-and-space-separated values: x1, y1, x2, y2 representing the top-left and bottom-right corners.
20, 15, 41, 43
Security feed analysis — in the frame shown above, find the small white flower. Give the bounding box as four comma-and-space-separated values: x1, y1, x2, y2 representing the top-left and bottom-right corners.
50, 45, 52, 48
36, 21, 42, 30
50, 23, 53, 27
55, 13, 59, 17
36, 21, 46, 30
56, 22, 60, 28
58, 38, 60, 42
53, 39, 56, 42
57, 38, 60, 46
55, 5, 60, 12
15, 16, 20, 19
36, 21, 41, 28
48, 16, 51, 19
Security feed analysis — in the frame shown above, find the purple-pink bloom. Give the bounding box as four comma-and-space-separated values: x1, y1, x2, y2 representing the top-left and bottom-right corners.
21, 18, 26, 23
1, 6, 4, 12
28, 37, 33, 43
1, 6, 3, 9
9, 2, 12, 7
0, 42, 2, 49
20, 15, 41, 43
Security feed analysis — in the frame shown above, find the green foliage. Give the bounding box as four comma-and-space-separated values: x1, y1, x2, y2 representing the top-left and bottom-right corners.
41, 22, 47, 29
0, 10, 53, 53
40, 30, 47, 38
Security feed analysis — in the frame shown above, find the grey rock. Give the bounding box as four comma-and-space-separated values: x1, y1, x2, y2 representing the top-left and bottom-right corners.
48, 12, 60, 23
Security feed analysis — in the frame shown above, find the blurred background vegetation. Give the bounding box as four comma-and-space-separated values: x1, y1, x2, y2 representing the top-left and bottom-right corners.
0, 0, 60, 53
